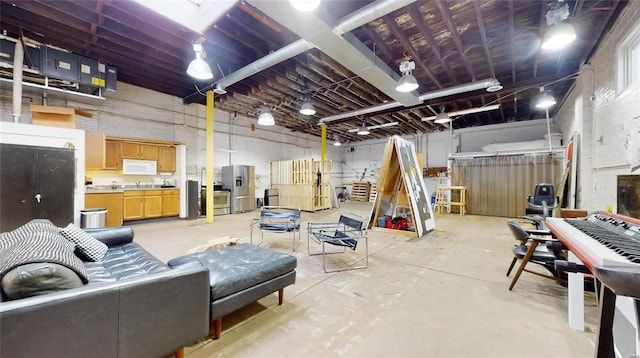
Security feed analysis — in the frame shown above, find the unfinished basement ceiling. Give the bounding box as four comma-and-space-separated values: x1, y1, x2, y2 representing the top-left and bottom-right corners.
0, 0, 628, 143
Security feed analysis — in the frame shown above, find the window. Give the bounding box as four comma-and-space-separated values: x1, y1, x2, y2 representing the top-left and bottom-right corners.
617, 21, 640, 93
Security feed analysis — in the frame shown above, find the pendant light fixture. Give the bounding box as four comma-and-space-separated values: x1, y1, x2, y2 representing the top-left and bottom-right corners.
356, 120, 370, 135
333, 135, 342, 146
541, 2, 576, 51
395, 60, 419, 93
534, 87, 557, 109
257, 106, 275, 126
433, 104, 451, 124
299, 94, 316, 116
289, 0, 321, 12
186, 43, 213, 80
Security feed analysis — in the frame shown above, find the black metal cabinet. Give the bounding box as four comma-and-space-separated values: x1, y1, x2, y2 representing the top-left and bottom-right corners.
0, 144, 75, 231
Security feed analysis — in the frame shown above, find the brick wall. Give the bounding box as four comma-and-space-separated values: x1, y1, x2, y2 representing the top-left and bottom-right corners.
557, 1, 640, 212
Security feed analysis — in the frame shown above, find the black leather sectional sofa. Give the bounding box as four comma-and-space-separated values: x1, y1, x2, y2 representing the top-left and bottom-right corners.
0, 224, 210, 358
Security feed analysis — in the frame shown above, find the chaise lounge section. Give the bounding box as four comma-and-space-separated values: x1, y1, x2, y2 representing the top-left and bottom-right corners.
168, 243, 297, 339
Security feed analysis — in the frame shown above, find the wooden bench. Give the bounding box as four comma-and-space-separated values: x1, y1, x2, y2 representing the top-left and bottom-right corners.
250, 206, 301, 251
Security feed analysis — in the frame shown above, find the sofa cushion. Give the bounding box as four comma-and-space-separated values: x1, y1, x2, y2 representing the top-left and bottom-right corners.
59, 223, 108, 262
0, 227, 88, 285
1, 262, 84, 300
167, 243, 297, 300
84, 242, 170, 283
1, 219, 75, 253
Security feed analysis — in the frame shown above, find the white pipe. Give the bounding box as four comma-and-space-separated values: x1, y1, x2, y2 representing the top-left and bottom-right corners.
12, 40, 24, 123
334, 0, 417, 35
319, 78, 501, 124
217, 40, 312, 89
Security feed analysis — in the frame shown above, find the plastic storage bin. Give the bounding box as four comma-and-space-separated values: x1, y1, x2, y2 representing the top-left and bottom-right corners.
80, 208, 107, 228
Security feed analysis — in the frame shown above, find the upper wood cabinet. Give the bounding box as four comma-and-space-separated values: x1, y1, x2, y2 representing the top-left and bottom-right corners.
86, 133, 120, 170
120, 142, 158, 160
158, 146, 176, 172
104, 140, 121, 170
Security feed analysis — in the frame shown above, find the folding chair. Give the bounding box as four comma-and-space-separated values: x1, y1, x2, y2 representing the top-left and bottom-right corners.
250, 206, 301, 251
307, 212, 368, 273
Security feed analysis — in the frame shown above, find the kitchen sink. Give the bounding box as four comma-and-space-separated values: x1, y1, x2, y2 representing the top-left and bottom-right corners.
160, 185, 176, 188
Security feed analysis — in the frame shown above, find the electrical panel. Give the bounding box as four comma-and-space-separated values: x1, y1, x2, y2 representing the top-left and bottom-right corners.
78, 55, 100, 87
41, 45, 79, 82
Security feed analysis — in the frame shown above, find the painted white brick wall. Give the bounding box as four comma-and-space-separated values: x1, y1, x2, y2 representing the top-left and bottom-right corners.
557, 1, 640, 212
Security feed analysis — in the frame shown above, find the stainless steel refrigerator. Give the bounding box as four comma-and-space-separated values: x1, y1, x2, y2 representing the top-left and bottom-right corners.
222, 165, 256, 213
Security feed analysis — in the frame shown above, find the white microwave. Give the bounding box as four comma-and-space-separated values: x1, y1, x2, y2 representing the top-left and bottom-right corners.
122, 159, 157, 175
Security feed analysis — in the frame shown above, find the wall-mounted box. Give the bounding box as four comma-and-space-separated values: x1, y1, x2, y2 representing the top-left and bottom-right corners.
78, 55, 99, 87
0, 39, 41, 73
41, 45, 78, 82
105, 64, 117, 91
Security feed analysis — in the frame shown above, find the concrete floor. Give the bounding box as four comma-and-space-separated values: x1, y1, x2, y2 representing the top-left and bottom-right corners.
130, 202, 599, 357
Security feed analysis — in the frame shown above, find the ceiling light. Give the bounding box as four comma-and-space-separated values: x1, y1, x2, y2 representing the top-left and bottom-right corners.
299, 100, 316, 116
541, 2, 576, 51
433, 105, 450, 124
395, 60, 419, 93
486, 79, 503, 92
258, 106, 275, 126
348, 121, 399, 133
535, 88, 557, 109
333, 135, 342, 146
289, 0, 321, 12
187, 43, 213, 80
213, 83, 226, 94
422, 104, 501, 121
541, 23, 577, 50
357, 126, 370, 135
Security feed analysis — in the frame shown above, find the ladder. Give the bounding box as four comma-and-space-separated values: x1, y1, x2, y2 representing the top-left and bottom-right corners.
435, 172, 449, 214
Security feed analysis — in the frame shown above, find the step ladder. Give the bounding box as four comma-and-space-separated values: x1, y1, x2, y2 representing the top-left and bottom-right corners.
435, 172, 449, 214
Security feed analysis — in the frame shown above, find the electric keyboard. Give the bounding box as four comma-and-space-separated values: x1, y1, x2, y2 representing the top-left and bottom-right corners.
546, 212, 640, 272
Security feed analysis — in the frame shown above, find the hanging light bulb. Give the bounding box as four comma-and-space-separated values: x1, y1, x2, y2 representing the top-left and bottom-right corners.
541, 2, 577, 51
289, 0, 321, 12
395, 60, 419, 93
186, 43, 213, 80
535, 87, 557, 109
433, 105, 451, 124
299, 98, 316, 116
257, 106, 275, 126
541, 22, 577, 50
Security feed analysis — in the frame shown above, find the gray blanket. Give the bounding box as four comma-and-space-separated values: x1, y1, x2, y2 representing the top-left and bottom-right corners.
0, 230, 88, 283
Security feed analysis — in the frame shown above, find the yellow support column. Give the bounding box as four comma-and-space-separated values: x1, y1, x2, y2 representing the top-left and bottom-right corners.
206, 90, 215, 223
321, 124, 327, 161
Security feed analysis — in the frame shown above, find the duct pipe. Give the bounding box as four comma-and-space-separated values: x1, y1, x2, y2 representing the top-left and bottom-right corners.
319, 78, 501, 124
188, 0, 415, 102
216, 39, 312, 89
12, 40, 24, 123
334, 0, 417, 35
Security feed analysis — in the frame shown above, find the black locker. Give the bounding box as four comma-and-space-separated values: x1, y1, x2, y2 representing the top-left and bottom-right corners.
0, 144, 75, 231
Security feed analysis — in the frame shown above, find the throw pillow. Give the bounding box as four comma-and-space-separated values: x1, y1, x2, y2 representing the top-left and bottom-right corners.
59, 224, 108, 262
1, 220, 76, 253
1, 262, 84, 300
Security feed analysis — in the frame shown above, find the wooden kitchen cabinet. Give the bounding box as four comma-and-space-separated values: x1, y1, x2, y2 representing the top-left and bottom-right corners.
104, 140, 121, 170
86, 133, 121, 170
157, 146, 176, 172
162, 189, 180, 216
144, 190, 163, 218
120, 142, 158, 160
85, 192, 123, 227
123, 190, 145, 221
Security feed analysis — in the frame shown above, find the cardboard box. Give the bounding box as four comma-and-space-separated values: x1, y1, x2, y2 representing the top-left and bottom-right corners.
30, 104, 92, 128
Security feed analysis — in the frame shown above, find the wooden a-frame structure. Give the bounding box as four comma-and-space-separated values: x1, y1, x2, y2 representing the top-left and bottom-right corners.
369, 136, 436, 237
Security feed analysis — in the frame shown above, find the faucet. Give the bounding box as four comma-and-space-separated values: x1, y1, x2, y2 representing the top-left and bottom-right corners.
136, 181, 141, 188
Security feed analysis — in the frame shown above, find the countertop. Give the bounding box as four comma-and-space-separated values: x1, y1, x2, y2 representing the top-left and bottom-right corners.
85, 186, 180, 194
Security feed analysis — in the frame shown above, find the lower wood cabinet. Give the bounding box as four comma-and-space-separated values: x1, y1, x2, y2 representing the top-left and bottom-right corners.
123, 189, 180, 221
123, 191, 145, 221
162, 189, 180, 216
85, 192, 123, 227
